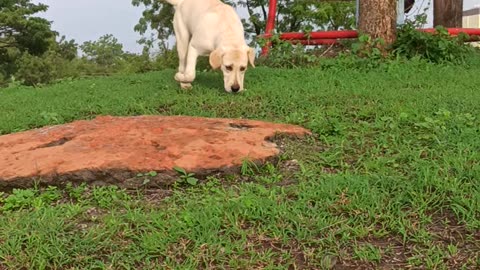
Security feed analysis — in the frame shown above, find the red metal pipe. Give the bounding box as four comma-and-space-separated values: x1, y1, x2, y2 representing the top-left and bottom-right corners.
261, 28, 480, 41
420, 28, 480, 37
264, 30, 359, 40
288, 39, 340, 45
261, 0, 278, 56
264, 0, 277, 35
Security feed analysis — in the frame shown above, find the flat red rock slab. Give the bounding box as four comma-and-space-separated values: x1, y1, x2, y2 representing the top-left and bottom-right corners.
0, 116, 310, 189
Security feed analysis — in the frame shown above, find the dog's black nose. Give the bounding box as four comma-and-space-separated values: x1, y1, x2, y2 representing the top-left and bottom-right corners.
231, 85, 240, 93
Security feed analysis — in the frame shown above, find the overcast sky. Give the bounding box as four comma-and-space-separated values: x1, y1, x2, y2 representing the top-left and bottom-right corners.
34, 0, 479, 54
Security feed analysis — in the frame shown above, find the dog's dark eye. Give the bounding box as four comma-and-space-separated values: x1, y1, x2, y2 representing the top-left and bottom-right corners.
225, 65, 233, 71
240, 66, 246, 71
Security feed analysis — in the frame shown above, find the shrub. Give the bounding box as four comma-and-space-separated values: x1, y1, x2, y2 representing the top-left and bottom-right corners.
393, 24, 474, 64
152, 46, 211, 72
0, 73, 6, 87
256, 34, 332, 68
14, 53, 56, 86
121, 53, 156, 74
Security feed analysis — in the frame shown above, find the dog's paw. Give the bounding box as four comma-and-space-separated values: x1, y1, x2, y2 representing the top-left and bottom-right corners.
174, 72, 186, 82
175, 72, 195, 83
180, 82, 192, 89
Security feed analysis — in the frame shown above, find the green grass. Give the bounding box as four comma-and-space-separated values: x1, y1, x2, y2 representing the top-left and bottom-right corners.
0, 60, 479, 269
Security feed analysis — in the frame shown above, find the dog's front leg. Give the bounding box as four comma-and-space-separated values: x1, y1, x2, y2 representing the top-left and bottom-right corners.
172, 13, 192, 89
173, 14, 189, 78
174, 45, 198, 88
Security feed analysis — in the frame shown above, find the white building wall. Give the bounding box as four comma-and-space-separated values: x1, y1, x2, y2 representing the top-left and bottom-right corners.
463, 8, 480, 28
463, 8, 480, 47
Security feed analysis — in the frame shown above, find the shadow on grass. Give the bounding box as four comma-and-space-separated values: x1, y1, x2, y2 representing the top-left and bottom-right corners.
193, 72, 224, 91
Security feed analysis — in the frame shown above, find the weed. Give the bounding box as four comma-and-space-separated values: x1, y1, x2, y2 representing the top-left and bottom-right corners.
136, 171, 158, 186
1, 189, 37, 211
351, 34, 386, 59
91, 185, 130, 208
0, 186, 61, 212
353, 243, 382, 263
393, 14, 475, 64
240, 159, 259, 176
173, 167, 199, 186
65, 182, 88, 201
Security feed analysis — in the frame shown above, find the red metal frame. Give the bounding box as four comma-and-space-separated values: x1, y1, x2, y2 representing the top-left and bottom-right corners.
260, 0, 480, 56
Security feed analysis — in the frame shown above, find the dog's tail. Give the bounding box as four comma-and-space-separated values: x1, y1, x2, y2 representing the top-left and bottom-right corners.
164, 0, 183, 6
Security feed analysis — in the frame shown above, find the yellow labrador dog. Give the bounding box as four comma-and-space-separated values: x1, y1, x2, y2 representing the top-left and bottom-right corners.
165, 0, 255, 93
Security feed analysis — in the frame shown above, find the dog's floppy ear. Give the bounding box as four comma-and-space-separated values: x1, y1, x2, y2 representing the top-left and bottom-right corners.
247, 47, 256, 68
209, 49, 223, 70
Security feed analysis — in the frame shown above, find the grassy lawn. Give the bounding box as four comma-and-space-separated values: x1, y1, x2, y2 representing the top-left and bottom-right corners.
0, 61, 479, 269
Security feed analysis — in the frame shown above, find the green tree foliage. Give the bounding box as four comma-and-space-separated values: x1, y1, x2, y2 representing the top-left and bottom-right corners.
80, 34, 125, 67
0, 0, 56, 79
14, 52, 55, 86
53, 36, 78, 61
76, 33, 161, 76
131, 0, 355, 46
13, 36, 78, 86
240, 0, 355, 38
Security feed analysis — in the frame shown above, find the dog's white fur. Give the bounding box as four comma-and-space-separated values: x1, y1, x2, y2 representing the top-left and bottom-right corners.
165, 0, 255, 93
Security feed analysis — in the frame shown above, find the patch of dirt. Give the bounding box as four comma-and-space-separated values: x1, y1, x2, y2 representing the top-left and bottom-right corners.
219, 210, 479, 270
139, 188, 173, 205
76, 207, 107, 231
337, 211, 480, 269
245, 235, 312, 269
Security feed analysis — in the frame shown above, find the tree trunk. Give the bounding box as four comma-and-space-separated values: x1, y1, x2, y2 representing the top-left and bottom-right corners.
358, 0, 397, 50
433, 0, 463, 27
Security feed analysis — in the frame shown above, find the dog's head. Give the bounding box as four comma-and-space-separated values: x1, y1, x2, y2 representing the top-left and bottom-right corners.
209, 46, 255, 93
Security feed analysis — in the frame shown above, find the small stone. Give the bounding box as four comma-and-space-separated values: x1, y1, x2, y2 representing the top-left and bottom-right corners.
283, 159, 300, 171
